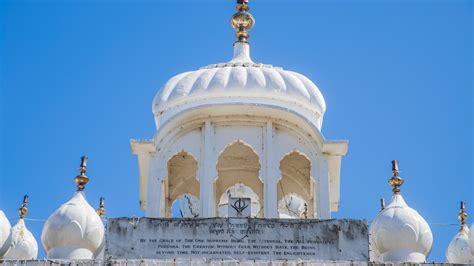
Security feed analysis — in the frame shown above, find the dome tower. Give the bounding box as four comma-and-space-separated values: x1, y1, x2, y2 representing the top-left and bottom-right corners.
131, 0, 348, 219
41, 156, 105, 260
445, 202, 474, 263
3, 195, 38, 260
370, 160, 433, 263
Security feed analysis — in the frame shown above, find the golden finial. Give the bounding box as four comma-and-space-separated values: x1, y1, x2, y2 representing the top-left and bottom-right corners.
230, 0, 255, 45
18, 195, 28, 219
380, 198, 385, 212
388, 160, 404, 194
458, 201, 468, 233
96, 197, 105, 218
74, 156, 89, 191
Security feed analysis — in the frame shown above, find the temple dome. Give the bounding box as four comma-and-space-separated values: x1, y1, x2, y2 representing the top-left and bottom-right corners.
0, 210, 12, 258
370, 194, 433, 262
153, 43, 326, 129
41, 192, 104, 259
446, 225, 474, 263
3, 219, 38, 260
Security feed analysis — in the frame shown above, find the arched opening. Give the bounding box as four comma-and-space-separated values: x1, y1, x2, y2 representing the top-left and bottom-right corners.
218, 183, 261, 217
278, 194, 308, 219
164, 151, 199, 217
170, 193, 200, 218
278, 151, 314, 218
215, 140, 263, 217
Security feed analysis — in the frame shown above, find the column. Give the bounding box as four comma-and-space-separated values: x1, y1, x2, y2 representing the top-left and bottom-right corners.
199, 121, 215, 217
314, 155, 331, 219
264, 122, 279, 218
145, 154, 164, 218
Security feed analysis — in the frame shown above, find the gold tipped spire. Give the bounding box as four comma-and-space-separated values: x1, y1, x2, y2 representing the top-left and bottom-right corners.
388, 160, 404, 194
458, 201, 468, 233
74, 156, 89, 191
380, 198, 385, 212
230, 0, 255, 45
96, 197, 105, 218
18, 195, 29, 219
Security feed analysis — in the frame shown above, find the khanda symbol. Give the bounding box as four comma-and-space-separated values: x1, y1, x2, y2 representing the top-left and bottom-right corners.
231, 198, 249, 216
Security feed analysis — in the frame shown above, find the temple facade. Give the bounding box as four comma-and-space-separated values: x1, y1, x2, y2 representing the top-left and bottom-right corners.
0, 1, 473, 265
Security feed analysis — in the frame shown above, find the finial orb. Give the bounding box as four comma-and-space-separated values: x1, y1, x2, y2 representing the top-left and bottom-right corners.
74, 156, 89, 191
230, 12, 255, 31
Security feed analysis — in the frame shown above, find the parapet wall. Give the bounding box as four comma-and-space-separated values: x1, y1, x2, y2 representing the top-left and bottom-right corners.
106, 218, 368, 261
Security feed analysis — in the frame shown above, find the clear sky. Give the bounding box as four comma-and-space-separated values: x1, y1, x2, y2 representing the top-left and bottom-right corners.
0, 0, 472, 262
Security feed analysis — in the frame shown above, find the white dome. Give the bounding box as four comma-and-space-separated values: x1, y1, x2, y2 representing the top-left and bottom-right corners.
153, 43, 326, 129
369, 194, 433, 263
0, 211, 12, 258
41, 192, 104, 259
446, 225, 474, 263
3, 219, 38, 260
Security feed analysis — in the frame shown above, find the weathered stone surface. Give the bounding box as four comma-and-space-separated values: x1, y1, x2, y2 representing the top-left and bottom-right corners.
106, 218, 369, 261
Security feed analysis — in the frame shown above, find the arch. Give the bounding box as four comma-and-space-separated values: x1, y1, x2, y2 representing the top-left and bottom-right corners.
278, 150, 314, 218
215, 140, 263, 217
164, 151, 199, 217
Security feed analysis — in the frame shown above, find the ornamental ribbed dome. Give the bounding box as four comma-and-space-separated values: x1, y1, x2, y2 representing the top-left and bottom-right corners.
370, 194, 433, 263
446, 225, 474, 263
153, 43, 326, 129
3, 219, 38, 260
41, 192, 104, 260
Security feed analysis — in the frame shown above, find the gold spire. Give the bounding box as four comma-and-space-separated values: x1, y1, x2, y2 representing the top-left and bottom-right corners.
74, 156, 89, 191
458, 201, 468, 233
18, 195, 28, 219
230, 0, 255, 45
388, 160, 404, 194
380, 198, 385, 212
96, 197, 105, 218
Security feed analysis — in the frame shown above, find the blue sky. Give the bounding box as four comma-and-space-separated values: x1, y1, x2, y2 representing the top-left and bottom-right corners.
0, 0, 472, 262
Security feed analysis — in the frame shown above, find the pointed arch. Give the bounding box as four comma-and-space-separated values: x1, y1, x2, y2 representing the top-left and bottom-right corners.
278, 150, 314, 218
164, 150, 199, 217
215, 140, 263, 217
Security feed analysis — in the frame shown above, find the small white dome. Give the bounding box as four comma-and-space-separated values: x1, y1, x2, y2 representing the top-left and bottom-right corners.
41, 192, 104, 260
369, 194, 433, 263
153, 43, 326, 129
0, 211, 12, 258
446, 225, 474, 263
3, 219, 38, 260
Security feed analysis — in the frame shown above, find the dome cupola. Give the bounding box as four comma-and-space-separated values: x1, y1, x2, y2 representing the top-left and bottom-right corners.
369, 160, 433, 263
41, 156, 105, 260
0, 210, 12, 258
445, 201, 474, 263
152, 0, 326, 131
3, 195, 38, 260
